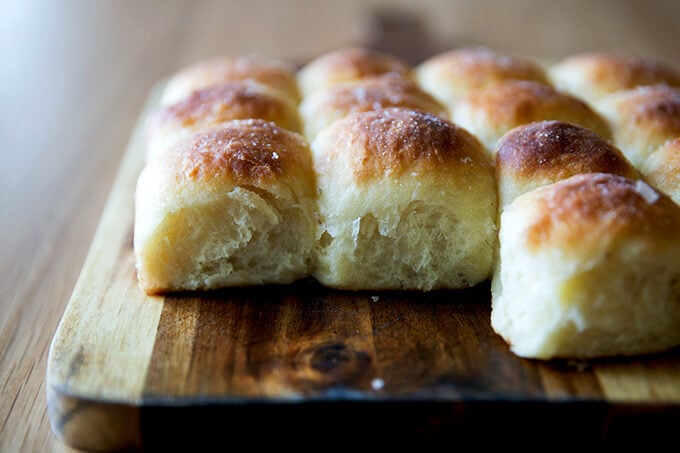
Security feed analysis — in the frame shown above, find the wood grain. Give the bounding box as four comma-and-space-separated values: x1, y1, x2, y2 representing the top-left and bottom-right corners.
4, 1, 680, 451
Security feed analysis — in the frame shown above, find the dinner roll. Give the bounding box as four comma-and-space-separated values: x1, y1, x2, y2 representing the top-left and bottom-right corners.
160, 55, 300, 105
297, 46, 412, 97
415, 47, 550, 106
146, 81, 302, 162
496, 121, 638, 209
549, 52, 680, 104
298, 73, 447, 140
642, 137, 680, 204
491, 173, 680, 359
596, 85, 680, 168
312, 107, 497, 291
452, 80, 612, 154
134, 120, 316, 294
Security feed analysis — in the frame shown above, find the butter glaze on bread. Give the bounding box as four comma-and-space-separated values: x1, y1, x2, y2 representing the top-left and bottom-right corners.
642, 137, 680, 204
134, 119, 316, 293
297, 47, 412, 97
311, 107, 497, 290
549, 53, 680, 103
496, 120, 638, 208
452, 80, 612, 154
161, 55, 300, 105
146, 81, 302, 162
597, 85, 680, 168
492, 173, 680, 359
415, 47, 550, 106
299, 73, 446, 140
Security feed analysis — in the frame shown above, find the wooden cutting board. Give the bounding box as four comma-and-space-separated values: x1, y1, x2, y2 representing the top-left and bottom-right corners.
46, 81, 680, 451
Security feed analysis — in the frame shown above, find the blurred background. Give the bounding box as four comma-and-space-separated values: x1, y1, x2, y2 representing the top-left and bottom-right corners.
1, 0, 679, 450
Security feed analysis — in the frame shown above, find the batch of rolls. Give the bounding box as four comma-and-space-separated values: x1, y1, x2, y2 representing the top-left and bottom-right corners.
134, 47, 680, 360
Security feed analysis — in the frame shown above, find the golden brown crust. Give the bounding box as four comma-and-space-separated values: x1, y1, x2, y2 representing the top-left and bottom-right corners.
304, 73, 446, 118
162, 119, 310, 185
554, 53, 680, 94
419, 47, 549, 88
643, 138, 680, 195
316, 107, 489, 184
524, 173, 680, 251
608, 85, 680, 136
461, 80, 611, 138
299, 47, 411, 93
163, 55, 300, 103
149, 81, 301, 133
497, 121, 637, 180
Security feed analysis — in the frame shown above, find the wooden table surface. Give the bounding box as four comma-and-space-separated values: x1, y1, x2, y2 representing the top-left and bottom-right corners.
2, 1, 680, 451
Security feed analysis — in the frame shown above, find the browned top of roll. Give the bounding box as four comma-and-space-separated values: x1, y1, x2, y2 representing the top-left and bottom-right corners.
497, 121, 637, 180
523, 173, 680, 251
299, 73, 448, 139
417, 47, 549, 91
161, 55, 300, 104
553, 53, 680, 94
298, 47, 411, 95
161, 119, 311, 186
149, 81, 301, 133
605, 85, 680, 133
469, 80, 610, 134
311, 73, 444, 114
314, 107, 489, 184
643, 137, 680, 196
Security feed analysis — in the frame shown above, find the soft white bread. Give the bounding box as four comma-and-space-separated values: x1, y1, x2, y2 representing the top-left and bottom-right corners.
134, 119, 316, 294
298, 73, 447, 140
491, 173, 680, 359
160, 55, 300, 105
452, 80, 612, 154
496, 120, 639, 209
642, 137, 680, 204
414, 47, 550, 106
146, 80, 302, 162
549, 52, 680, 104
596, 85, 680, 168
311, 107, 497, 291
297, 46, 412, 97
